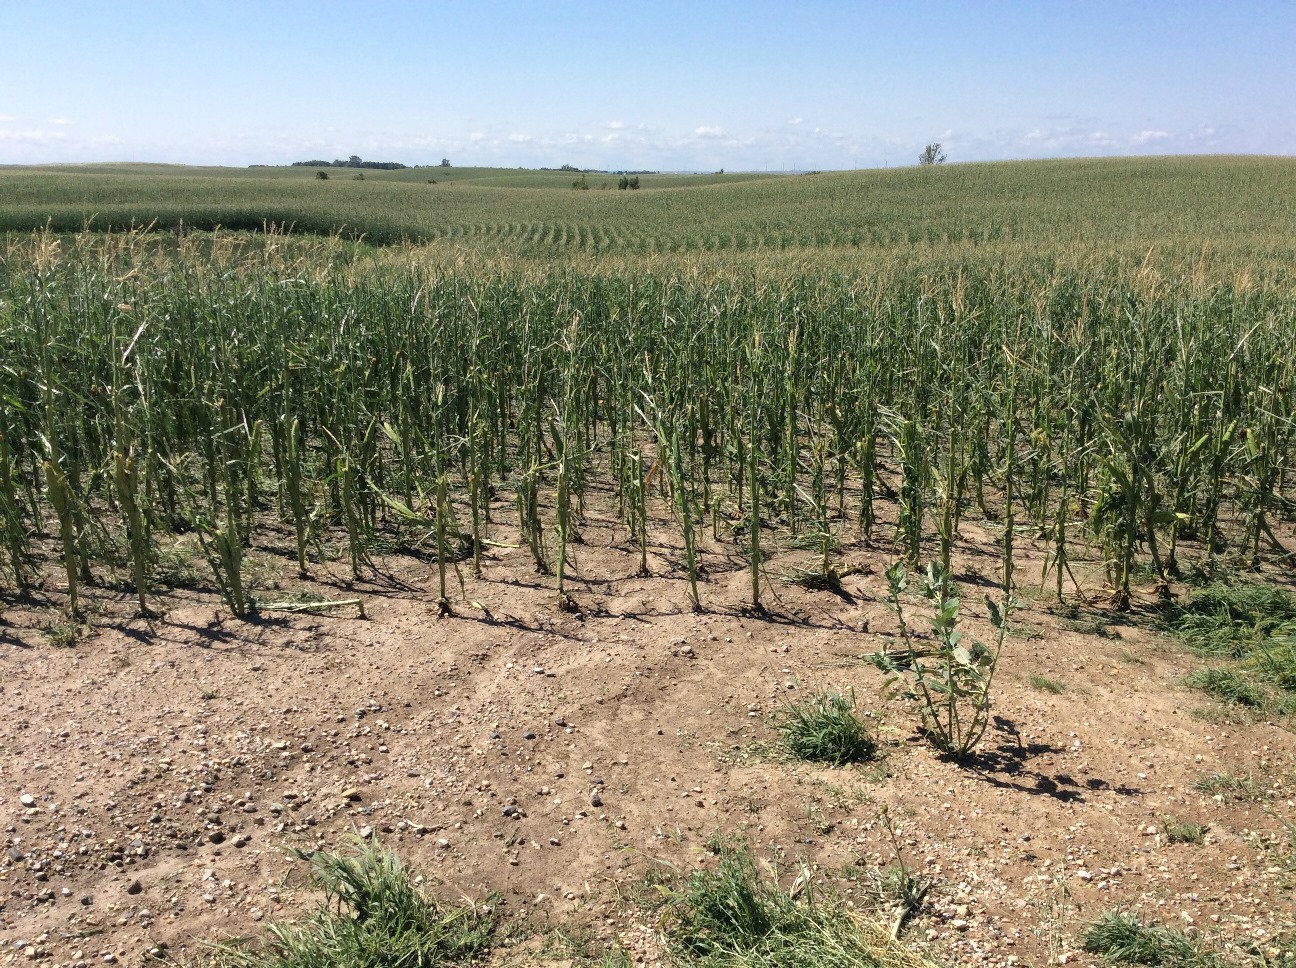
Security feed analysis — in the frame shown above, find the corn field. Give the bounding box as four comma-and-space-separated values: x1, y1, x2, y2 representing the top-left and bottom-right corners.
0, 229, 1292, 618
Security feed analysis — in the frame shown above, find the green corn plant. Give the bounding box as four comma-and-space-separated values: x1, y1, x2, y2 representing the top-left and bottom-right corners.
434, 474, 455, 616
283, 417, 312, 577
195, 503, 249, 619
112, 450, 151, 616
44, 459, 81, 616
0, 426, 30, 589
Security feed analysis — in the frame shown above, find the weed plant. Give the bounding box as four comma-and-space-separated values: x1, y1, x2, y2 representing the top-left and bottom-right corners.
659, 845, 936, 968
1080, 910, 1228, 967
771, 689, 876, 766
1171, 583, 1296, 714
201, 839, 496, 968
872, 561, 1014, 759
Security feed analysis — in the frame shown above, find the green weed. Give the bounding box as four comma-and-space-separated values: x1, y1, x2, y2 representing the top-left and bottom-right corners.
199, 838, 496, 968
658, 845, 936, 968
771, 689, 876, 766
1029, 674, 1066, 694
1080, 910, 1227, 966
1161, 817, 1208, 845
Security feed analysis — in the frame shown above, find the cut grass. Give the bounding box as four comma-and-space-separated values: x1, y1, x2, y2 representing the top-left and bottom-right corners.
658, 846, 937, 968
1080, 910, 1228, 966
771, 689, 877, 766
199, 838, 496, 968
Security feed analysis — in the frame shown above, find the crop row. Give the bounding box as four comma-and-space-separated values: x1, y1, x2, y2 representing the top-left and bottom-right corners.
0, 234, 1292, 617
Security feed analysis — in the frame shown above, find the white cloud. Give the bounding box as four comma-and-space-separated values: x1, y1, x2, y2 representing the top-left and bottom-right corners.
0, 114, 15, 122
50, 117, 72, 126
603, 120, 625, 130
694, 125, 725, 138
1132, 129, 1170, 145
0, 128, 69, 143
787, 117, 803, 125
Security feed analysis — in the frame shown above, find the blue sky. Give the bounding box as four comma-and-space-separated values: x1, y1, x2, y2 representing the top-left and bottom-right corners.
2, 1, 1292, 170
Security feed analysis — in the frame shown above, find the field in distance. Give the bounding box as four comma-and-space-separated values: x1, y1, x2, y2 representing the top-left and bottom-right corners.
2, 155, 1294, 271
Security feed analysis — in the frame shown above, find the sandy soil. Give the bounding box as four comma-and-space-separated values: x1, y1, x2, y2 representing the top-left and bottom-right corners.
2, 487, 1293, 967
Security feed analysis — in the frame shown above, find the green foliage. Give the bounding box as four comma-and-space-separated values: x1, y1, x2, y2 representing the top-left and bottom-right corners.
1029, 674, 1066, 694
658, 845, 936, 968
1186, 667, 1265, 707
7, 156, 1293, 265
1170, 583, 1296, 713
202, 839, 496, 968
771, 689, 876, 766
1080, 910, 1228, 966
1191, 771, 1264, 801
917, 143, 947, 166
1168, 583, 1296, 657
872, 562, 1014, 759
1161, 817, 1208, 845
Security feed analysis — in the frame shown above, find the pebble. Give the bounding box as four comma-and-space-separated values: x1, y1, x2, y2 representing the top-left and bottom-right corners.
125, 880, 142, 896
435, 838, 450, 849
589, 791, 603, 807
19, 793, 36, 807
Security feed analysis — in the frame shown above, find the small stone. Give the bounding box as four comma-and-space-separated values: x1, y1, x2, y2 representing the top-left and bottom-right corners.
358, 825, 374, 839
7, 846, 25, 862
523, 732, 537, 740
589, 791, 603, 808
1077, 870, 1093, 882
126, 879, 143, 896
19, 793, 36, 807
435, 838, 451, 849
341, 788, 361, 801
502, 806, 518, 818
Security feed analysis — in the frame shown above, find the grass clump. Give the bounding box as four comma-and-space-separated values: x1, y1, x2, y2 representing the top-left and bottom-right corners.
1169, 582, 1296, 714
1192, 771, 1264, 802
1080, 910, 1227, 966
1167, 582, 1296, 657
659, 846, 935, 968
1186, 667, 1266, 707
1161, 817, 1208, 845
771, 689, 876, 766
202, 838, 495, 967
1029, 674, 1066, 694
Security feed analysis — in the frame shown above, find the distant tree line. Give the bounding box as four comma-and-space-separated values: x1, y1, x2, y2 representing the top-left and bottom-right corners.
293, 155, 408, 170
540, 164, 658, 175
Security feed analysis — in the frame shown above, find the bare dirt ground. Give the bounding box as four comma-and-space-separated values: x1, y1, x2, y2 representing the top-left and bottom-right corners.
2, 486, 1294, 968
